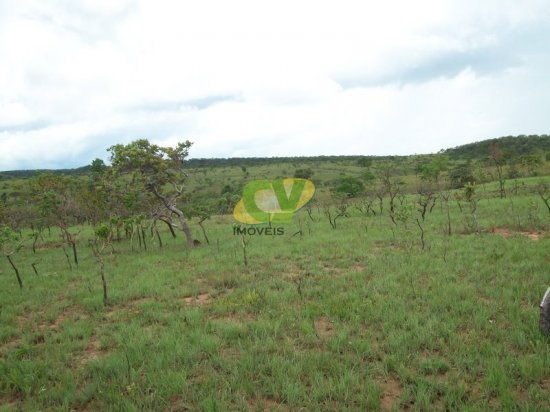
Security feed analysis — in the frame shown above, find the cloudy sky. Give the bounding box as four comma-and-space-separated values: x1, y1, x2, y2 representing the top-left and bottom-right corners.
1, 0, 550, 170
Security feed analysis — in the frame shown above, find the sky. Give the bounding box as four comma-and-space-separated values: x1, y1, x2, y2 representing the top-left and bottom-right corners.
1, 0, 550, 170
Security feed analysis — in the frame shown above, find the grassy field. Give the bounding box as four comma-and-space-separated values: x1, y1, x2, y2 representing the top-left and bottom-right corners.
1, 179, 550, 411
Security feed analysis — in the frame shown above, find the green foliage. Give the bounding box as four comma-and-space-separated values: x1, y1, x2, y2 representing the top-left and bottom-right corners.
90, 158, 108, 176
94, 224, 111, 240
417, 154, 448, 182
0, 224, 18, 244
393, 202, 414, 225
109, 139, 192, 187
444, 134, 550, 161
294, 168, 313, 179
356, 157, 373, 167
360, 170, 376, 183
449, 163, 475, 188
332, 176, 364, 197
463, 182, 476, 202
518, 154, 543, 176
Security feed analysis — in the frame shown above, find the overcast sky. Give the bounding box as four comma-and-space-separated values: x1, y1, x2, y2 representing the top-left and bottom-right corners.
1, 0, 550, 170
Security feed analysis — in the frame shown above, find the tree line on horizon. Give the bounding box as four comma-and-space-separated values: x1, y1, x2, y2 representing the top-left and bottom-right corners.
1, 134, 549, 178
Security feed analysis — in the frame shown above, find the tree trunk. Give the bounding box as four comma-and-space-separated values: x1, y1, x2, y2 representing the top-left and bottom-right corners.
160, 218, 177, 238
141, 226, 147, 250
71, 240, 78, 266
6, 255, 23, 289
150, 186, 193, 247
177, 213, 194, 247
198, 219, 210, 245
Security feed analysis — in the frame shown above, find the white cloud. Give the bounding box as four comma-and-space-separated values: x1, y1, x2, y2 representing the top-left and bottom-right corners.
1, 0, 550, 169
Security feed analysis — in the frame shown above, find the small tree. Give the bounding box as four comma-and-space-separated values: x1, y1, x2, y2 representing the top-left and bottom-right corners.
333, 176, 364, 198
294, 168, 313, 180
0, 225, 24, 289
31, 173, 81, 266
489, 143, 506, 198
375, 162, 401, 224
91, 224, 112, 305
109, 139, 195, 248
416, 184, 437, 221
449, 163, 475, 189
418, 154, 448, 184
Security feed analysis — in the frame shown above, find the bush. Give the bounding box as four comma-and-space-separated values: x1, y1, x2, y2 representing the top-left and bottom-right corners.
294, 168, 313, 179
333, 176, 364, 197
449, 163, 475, 188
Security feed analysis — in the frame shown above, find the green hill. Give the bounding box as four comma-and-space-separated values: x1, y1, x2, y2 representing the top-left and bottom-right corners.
443, 134, 550, 160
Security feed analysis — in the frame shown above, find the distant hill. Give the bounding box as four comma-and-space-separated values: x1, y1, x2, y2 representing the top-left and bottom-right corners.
182, 155, 399, 168
2, 134, 550, 178
0, 166, 90, 179
443, 134, 550, 160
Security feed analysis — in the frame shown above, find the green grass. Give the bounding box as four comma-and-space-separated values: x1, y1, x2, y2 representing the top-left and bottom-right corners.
1, 189, 550, 411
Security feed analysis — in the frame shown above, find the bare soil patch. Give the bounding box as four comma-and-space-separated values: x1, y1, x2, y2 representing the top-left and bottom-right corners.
246, 396, 287, 411
221, 312, 257, 324
0, 336, 19, 355
183, 293, 212, 306
76, 333, 105, 367
314, 317, 335, 339
381, 376, 402, 411
491, 227, 542, 241
0, 393, 22, 408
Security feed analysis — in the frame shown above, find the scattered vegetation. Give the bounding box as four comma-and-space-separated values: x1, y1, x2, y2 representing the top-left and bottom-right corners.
1, 135, 550, 410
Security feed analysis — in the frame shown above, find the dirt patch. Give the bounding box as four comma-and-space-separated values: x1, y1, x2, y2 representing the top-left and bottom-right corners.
381, 377, 402, 411
516, 386, 529, 403
16, 311, 33, 328
314, 317, 335, 339
49, 308, 74, 330
35, 241, 64, 251
246, 397, 286, 411
491, 228, 542, 241
104, 297, 157, 320
492, 228, 511, 238
458, 329, 473, 346
219, 346, 241, 360
524, 231, 541, 241
0, 336, 19, 355
165, 395, 186, 412
127, 296, 155, 306
0, 393, 22, 407
17, 306, 87, 333
126, 297, 156, 313
76, 334, 104, 367
183, 293, 212, 306
352, 263, 367, 271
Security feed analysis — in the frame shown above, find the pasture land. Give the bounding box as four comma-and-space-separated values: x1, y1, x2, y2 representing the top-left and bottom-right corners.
1, 182, 550, 411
